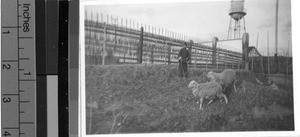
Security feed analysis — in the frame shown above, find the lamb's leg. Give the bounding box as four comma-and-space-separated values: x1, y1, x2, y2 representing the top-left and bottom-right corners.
207, 100, 213, 105
223, 85, 228, 92
233, 78, 237, 92
221, 94, 228, 104
199, 98, 203, 110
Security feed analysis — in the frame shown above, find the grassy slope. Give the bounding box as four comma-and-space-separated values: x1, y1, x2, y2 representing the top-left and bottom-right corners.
86, 64, 294, 134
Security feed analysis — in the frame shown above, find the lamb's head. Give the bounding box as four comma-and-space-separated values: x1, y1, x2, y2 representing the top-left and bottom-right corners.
207, 71, 216, 81
188, 80, 197, 89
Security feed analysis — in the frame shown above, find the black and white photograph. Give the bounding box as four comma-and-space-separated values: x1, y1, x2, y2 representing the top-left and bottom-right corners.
80, 0, 296, 136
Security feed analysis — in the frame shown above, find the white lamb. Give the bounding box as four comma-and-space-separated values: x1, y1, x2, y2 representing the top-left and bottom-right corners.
188, 80, 228, 110
207, 69, 237, 92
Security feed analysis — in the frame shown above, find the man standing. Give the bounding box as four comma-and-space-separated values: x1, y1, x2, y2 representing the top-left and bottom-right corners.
178, 42, 190, 78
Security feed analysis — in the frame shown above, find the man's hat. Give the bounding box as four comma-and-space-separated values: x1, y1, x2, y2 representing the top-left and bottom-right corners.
183, 42, 187, 45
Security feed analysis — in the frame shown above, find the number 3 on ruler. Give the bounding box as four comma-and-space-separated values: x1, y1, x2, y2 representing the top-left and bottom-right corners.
2, 97, 11, 103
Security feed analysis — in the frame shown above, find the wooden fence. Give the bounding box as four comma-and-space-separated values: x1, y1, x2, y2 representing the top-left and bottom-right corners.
249, 56, 293, 75
85, 19, 243, 69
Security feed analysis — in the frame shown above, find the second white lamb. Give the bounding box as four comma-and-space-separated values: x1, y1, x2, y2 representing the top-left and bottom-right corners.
207, 69, 237, 92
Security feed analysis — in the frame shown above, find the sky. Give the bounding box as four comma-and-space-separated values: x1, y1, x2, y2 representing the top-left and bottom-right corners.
84, 0, 292, 56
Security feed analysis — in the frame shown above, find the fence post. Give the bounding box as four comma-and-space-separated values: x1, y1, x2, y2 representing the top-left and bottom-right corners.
114, 20, 117, 45
151, 44, 154, 64
242, 33, 249, 70
102, 22, 107, 65
123, 41, 126, 63
225, 50, 227, 69
164, 40, 168, 64
138, 27, 144, 63
206, 58, 208, 69
168, 40, 171, 64
212, 37, 218, 68
88, 15, 93, 65
251, 56, 254, 71
113, 18, 118, 64
96, 13, 100, 65
286, 40, 290, 75
124, 53, 126, 63
92, 12, 96, 65
188, 40, 193, 65
217, 47, 219, 69
286, 57, 288, 75
267, 43, 270, 74
274, 53, 278, 74
268, 55, 270, 74
260, 55, 264, 74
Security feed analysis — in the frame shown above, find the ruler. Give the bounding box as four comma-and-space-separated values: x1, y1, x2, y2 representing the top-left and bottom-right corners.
1, 0, 36, 136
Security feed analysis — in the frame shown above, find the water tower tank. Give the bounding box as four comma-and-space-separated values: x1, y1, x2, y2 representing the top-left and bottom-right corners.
229, 0, 246, 21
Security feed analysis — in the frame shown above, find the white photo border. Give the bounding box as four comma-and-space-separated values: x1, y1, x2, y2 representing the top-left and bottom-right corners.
79, 0, 300, 137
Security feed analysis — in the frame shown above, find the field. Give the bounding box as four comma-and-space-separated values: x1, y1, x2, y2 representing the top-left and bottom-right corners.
85, 64, 294, 134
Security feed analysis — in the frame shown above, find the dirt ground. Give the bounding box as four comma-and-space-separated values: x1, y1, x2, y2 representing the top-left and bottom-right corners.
85, 64, 294, 134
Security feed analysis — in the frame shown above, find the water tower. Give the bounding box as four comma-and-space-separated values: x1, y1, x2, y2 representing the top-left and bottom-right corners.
227, 0, 247, 39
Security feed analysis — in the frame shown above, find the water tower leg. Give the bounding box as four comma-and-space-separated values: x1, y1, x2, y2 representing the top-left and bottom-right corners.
243, 17, 246, 33
234, 21, 237, 39
227, 17, 232, 39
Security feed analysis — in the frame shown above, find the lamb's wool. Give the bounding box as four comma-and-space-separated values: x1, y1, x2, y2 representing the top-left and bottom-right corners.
188, 80, 228, 109
207, 69, 237, 92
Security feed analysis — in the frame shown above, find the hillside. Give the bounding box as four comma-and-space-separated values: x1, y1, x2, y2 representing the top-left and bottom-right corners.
85, 64, 294, 134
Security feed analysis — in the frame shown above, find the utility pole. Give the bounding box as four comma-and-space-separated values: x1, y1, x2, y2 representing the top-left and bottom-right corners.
286, 40, 290, 75
267, 31, 270, 74
275, 0, 279, 55
274, 0, 279, 73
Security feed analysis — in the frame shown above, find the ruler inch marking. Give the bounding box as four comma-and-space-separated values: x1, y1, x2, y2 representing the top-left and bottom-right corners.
19, 36, 34, 39
19, 79, 36, 81
2, 26, 22, 28
19, 57, 30, 60
37, 73, 58, 76
2, 30, 10, 34
2, 94, 19, 96
19, 122, 34, 124
3, 127, 20, 129
23, 72, 31, 75
20, 101, 30, 103
2, 59, 19, 62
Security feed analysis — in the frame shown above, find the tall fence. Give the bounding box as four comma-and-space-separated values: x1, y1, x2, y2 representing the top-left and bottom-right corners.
84, 12, 243, 69
249, 56, 293, 75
